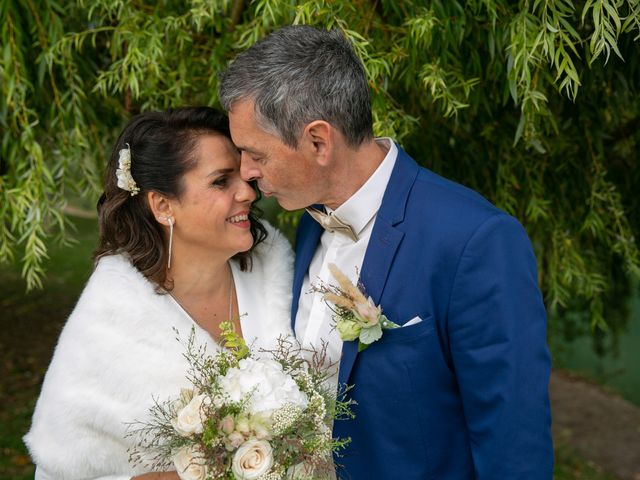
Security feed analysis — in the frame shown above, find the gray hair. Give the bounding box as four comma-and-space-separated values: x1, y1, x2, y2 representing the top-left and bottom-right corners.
219, 25, 373, 148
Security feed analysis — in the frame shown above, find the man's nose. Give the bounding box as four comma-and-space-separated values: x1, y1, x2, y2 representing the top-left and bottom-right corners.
240, 152, 261, 182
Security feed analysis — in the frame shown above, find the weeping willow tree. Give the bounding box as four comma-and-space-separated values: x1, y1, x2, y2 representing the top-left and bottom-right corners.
1, 0, 639, 346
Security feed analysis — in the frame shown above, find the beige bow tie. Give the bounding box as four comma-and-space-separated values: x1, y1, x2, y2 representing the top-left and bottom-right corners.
305, 207, 358, 242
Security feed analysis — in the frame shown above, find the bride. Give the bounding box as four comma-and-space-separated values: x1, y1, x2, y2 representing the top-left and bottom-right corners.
23, 107, 294, 480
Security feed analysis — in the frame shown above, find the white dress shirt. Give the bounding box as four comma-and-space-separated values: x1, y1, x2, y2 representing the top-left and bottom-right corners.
295, 138, 398, 392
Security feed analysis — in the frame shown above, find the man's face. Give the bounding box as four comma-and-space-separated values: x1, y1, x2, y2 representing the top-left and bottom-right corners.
228, 99, 323, 211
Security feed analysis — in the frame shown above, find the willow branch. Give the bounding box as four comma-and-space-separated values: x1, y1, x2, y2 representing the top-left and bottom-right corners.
230, 0, 245, 32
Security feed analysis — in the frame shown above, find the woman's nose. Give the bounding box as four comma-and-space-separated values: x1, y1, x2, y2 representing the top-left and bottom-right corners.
235, 178, 257, 203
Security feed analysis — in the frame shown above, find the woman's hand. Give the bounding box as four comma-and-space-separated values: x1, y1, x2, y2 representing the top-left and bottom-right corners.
131, 472, 180, 480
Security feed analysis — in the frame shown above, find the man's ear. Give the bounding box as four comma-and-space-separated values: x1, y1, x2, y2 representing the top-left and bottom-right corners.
301, 120, 333, 165
147, 191, 174, 225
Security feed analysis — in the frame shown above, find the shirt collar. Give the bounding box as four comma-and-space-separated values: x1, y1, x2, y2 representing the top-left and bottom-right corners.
327, 138, 397, 237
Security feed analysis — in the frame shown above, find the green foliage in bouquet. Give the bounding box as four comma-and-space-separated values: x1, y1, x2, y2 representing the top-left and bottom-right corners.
2, 0, 639, 348
218, 321, 250, 362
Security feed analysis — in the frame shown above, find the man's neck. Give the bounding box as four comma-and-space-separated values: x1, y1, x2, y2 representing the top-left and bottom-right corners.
323, 138, 388, 210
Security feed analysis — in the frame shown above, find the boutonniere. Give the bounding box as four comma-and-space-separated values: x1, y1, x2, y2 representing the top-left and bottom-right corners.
312, 263, 399, 351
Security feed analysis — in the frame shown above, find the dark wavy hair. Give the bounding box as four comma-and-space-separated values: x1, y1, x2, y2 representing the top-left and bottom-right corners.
94, 107, 267, 290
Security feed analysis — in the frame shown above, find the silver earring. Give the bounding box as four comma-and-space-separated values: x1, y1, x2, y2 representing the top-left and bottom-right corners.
166, 217, 174, 270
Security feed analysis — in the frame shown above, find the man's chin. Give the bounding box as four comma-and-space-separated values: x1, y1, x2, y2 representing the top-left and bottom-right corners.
260, 191, 306, 211
274, 197, 305, 212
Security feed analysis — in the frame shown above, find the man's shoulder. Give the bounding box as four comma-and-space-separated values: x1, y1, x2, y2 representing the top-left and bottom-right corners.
418, 164, 486, 195
393, 147, 504, 225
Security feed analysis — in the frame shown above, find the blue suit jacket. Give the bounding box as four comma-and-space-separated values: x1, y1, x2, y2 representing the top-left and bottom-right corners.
291, 146, 553, 479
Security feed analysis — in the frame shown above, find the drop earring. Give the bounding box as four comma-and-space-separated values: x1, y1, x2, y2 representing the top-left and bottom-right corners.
166, 217, 174, 270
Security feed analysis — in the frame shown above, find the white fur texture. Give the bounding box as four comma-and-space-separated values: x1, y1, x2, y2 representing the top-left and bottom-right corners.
24, 222, 293, 480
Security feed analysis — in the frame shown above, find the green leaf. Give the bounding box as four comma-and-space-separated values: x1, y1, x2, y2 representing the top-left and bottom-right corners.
380, 315, 400, 330
219, 321, 249, 360
359, 323, 383, 345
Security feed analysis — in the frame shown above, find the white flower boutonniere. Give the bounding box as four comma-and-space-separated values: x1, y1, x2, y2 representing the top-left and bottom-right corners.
313, 264, 399, 351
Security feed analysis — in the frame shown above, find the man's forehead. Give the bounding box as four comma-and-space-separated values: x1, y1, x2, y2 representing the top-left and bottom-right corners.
228, 102, 260, 137
228, 124, 260, 153
228, 99, 293, 153
228, 98, 257, 120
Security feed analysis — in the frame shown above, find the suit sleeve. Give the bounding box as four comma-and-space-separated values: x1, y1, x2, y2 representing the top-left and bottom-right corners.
447, 213, 553, 479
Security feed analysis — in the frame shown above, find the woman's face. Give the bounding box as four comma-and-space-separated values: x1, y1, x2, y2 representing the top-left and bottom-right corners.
168, 134, 257, 259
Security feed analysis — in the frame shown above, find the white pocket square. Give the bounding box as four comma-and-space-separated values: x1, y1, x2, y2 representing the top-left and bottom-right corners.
402, 316, 423, 327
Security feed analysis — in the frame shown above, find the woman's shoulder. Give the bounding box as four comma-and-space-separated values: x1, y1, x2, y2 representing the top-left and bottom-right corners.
89, 254, 156, 295
93, 253, 144, 279
67, 254, 160, 327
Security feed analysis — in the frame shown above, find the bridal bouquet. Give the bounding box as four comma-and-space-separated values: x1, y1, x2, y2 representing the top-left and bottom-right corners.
128, 324, 353, 480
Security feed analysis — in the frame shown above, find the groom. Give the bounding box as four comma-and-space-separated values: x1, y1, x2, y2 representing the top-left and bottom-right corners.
220, 25, 553, 479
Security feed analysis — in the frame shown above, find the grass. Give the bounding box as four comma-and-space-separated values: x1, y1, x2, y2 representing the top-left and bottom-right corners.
0, 215, 97, 479
0, 214, 622, 480
554, 445, 619, 480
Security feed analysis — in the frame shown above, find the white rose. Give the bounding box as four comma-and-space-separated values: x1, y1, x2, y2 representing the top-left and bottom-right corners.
231, 439, 273, 480
173, 445, 207, 480
171, 393, 208, 436
219, 358, 308, 416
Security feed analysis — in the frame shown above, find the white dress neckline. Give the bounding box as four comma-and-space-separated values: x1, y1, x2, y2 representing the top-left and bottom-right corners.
164, 260, 269, 351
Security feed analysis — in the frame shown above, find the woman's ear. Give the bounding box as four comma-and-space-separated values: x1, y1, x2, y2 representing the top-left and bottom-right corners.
147, 191, 174, 225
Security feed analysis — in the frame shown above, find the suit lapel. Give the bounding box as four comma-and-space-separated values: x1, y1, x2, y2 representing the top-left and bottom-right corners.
291, 213, 324, 329
338, 146, 420, 387
338, 220, 405, 386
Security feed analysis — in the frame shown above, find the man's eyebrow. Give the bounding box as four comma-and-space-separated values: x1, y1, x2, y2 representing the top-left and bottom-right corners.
237, 146, 262, 155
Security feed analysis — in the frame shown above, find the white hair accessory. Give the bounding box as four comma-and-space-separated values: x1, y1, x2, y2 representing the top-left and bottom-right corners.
115, 143, 140, 196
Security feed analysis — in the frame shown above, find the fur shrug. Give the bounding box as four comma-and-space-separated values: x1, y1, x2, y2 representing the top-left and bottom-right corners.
24, 223, 293, 480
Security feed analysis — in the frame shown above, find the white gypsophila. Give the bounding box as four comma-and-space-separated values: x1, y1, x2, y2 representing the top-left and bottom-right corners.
308, 392, 327, 429
258, 473, 283, 480
171, 393, 209, 437
270, 404, 303, 436
232, 439, 274, 480
219, 358, 308, 416
294, 370, 314, 391
173, 445, 208, 480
